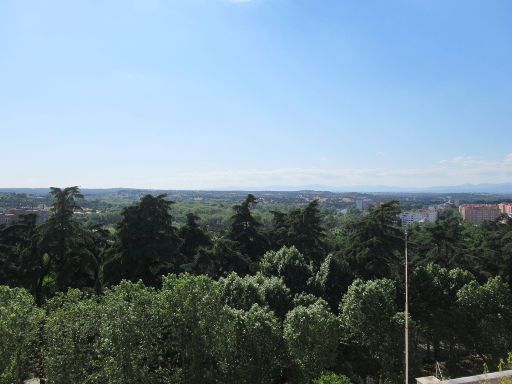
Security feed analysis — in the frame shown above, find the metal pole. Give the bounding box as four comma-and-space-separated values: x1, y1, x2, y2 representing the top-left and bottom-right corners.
405, 228, 409, 384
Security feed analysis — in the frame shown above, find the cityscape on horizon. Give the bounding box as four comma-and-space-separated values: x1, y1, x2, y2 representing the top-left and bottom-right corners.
2, 2, 512, 383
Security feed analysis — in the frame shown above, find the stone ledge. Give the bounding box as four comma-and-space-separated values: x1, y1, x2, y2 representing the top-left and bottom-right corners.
417, 370, 512, 384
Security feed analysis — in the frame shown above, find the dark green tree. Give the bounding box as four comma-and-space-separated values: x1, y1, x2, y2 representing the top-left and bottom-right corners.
457, 277, 512, 365
103, 194, 181, 287
470, 215, 512, 285
339, 278, 406, 382
227, 194, 268, 262
181, 237, 251, 278
315, 252, 354, 312
179, 213, 212, 262
269, 200, 327, 265
344, 201, 403, 280
287, 200, 326, 265
425, 210, 464, 269
0, 214, 44, 300
39, 187, 97, 293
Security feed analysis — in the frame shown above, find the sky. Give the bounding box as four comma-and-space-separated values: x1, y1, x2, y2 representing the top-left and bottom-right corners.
1, 0, 511, 190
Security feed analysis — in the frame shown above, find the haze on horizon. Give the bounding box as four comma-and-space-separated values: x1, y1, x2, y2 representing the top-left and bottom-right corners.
1, 0, 511, 190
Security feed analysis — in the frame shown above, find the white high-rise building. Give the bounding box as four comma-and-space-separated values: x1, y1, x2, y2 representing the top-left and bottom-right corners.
400, 207, 438, 226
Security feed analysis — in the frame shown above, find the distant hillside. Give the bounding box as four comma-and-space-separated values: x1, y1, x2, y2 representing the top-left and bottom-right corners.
2, 183, 512, 194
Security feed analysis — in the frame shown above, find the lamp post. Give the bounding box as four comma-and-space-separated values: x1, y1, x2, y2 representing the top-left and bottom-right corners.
405, 227, 409, 384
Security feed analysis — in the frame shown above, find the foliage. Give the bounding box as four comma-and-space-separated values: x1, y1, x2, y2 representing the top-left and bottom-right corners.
44, 289, 102, 384
253, 273, 292, 319
457, 277, 512, 363
269, 200, 326, 265
313, 372, 353, 384
315, 252, 353, 312
219, 272, 262, 310
227, 194, 268, 262
39, 187, 97, 291
260, 246, 314, 294
3, 189, 512, 382
221, 304, 285, 384
178, 213, 211, 261
339, 278, 403, 380
343, 201, 403, 280
159, 273, 229, 384
98, 280, 166, 384
284, 301, 339, 383
0, 286, 43, 384
103, 194, 181, 287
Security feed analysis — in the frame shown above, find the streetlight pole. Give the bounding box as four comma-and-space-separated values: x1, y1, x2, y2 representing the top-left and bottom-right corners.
405, 227, 409, 384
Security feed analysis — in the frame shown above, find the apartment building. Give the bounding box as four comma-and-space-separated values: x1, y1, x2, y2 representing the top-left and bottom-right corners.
400, 207, 439, 226
499, 202, 512, 217
458, 204, 501, 225
0, 209, 49, 226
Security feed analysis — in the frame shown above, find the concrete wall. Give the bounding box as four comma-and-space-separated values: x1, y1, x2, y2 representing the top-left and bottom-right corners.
417, 370, 512, 384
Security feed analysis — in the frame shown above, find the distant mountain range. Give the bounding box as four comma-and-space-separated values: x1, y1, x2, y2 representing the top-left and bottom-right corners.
2, 183, 512, 195
212, 183, 512, 194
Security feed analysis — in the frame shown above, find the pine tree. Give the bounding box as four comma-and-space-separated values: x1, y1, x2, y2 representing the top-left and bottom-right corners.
227, 194, 268, 262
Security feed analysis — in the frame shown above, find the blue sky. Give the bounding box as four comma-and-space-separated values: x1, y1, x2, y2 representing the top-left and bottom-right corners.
1, 0, 511, 189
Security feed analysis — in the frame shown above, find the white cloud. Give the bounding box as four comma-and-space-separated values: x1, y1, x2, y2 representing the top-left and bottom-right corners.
140, 153, 512, 189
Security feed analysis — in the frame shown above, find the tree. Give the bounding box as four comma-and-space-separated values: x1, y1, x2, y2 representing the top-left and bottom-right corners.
343, 201, 403, 280
253, 273, 292, 319
227, 194, 268, 262
470, 216, 512, 285
219, 272, 292, 319
409, 263, 475, 363
339, 278, 404, 381
181, 237, 251, 278
0, 286, 43, 384
221, 304, 286, 384
0, 214, 44, 301
315, 253, 354, 312
159, 274, 230, 384
287, 200, 326, 265
268, 210, 290, 251
39, 187, 97, 294
178, 213, 211, 262
284, 301, 339, 383
313, 372, 353, 384
44, 290, 102, 384
425, 210, 464, 269
260, 246, 314, 295
457, 277, 512, 364
86, 223, 112, 294
269, 200, 326, 265
98, 280, 166, 384
219, 272, 262, 311
103, 194, 181, 287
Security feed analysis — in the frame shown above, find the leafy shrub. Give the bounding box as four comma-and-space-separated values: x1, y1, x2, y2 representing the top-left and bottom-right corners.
98, 280, 166, 384
0, 286, 43, 384
44, 289, 102, 384
284, 302, 339, 383
260, 246, 313, 294
220, 304, 285, 383
313, 372, 353, 384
